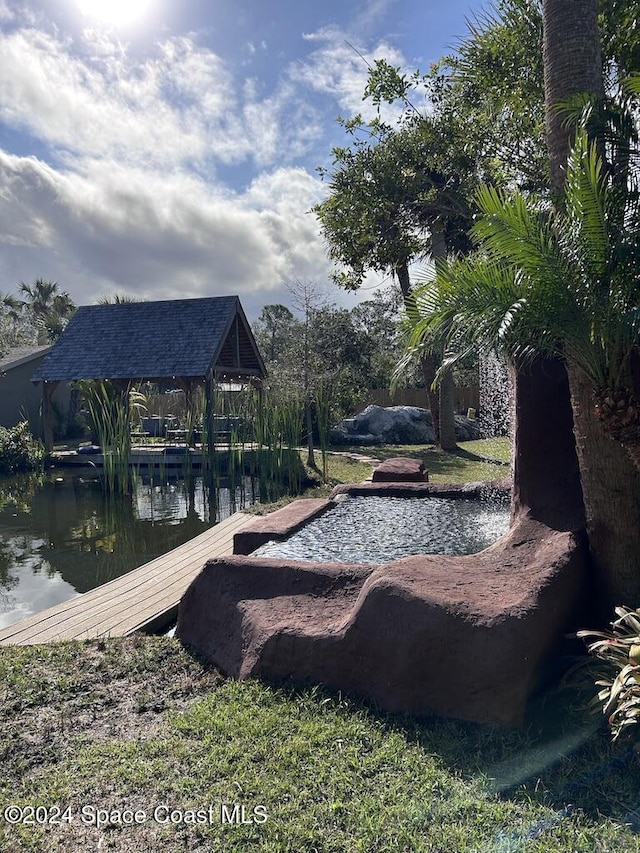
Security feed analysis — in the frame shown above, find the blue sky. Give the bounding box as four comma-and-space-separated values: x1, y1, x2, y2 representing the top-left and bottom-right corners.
0, 0, 482, 318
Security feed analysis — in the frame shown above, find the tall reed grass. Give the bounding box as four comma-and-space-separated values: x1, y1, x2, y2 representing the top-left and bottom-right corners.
79, 381, 145, 495
245, 384, 305, 501
77, 377, 328, 504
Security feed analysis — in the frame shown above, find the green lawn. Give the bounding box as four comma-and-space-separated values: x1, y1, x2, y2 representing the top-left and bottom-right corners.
334, 437, 512, 484
0, 637, 638, 852
247, 439, 511, 514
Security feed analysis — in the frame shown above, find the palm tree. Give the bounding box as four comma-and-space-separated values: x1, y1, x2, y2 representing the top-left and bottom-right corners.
407, 0, 640, 611
542, 0, 640, 610
404, 129, 640, 606
19, 279, 75, 344
409, 134, 640, 443
0, 291, 21, 319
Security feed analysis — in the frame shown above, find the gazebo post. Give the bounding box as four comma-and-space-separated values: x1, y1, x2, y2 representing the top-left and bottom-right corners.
204, 370, 214, 447
248, 377, 264, 450
42, 380, 59, 454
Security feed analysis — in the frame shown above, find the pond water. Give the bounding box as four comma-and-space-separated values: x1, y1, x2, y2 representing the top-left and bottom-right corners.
254, 495, 511, 564
0, 470, 258, 629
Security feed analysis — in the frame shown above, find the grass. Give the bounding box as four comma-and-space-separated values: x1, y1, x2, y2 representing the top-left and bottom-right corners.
248, 438, 511, 515
335, 437, 512, 484
1, 636, 639, 852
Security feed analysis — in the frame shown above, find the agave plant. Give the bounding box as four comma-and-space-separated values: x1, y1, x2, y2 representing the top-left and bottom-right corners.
577, 607, 640, 742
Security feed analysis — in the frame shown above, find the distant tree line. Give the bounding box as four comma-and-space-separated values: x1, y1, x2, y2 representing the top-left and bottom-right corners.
251, 283, 424, 425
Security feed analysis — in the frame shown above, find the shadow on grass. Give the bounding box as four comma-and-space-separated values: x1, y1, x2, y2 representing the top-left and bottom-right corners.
268, 674, 640, 837
448, 446, 511, 466
331, 442, 511, 483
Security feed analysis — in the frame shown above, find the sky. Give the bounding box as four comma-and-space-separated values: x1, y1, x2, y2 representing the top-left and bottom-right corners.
0, 0, 483, 320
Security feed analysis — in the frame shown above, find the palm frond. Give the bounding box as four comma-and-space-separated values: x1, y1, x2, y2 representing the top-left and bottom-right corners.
565, 131, 608, 277
400, 121, 640, 397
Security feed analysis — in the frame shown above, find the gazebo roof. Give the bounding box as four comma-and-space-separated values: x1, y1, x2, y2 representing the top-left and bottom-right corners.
31, 296, 266, 383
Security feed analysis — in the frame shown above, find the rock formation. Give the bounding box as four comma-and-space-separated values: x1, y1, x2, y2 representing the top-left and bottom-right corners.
330, 405, 484, 445
176, 514, 588, 725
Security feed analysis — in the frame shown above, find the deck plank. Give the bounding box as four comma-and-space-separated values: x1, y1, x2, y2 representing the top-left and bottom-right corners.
0, 511, 254, 645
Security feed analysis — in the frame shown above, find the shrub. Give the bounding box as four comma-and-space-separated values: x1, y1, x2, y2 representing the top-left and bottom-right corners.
0, 421, 44, 474
578, 607, 640, 742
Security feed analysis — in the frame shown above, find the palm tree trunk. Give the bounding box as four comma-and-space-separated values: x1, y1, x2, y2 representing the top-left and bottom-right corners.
395, 261, 441, 443
511, 356, 584, 532
566, 364, 640, 609
438, 367, 457, 451
543, 0, 604, 192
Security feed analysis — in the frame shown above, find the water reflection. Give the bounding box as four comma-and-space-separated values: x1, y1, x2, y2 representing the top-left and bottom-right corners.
0, 470, 256, 629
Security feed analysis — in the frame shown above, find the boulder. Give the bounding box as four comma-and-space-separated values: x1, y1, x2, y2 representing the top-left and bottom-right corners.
330, 405, 484, 445
371, 457, 428, 482
176, 515, 589, 726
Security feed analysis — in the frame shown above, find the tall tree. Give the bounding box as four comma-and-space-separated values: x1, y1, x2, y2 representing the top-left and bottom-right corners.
351, 287, 409, 391
434, 0, 640, 197
542, 0, 640, 608
253, 304, 297, 364
315, 112, 474, 449
434, 0, 547, 192
403, 1, 640, 609
286, 281, 324, 468
19, 279, 75, 344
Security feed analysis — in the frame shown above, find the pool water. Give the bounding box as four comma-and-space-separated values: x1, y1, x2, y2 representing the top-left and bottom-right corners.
254, 495, 511, 564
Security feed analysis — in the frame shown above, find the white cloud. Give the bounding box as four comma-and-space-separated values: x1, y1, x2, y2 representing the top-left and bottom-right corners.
0, 0, 14, 23
0, 18, 332, 175
0, 150, 334, 316
0, 27, 248, 169
296, 26, 420, 125
0, 9, 401, 318
353, 0, 397, 34
242, 78, 324, 168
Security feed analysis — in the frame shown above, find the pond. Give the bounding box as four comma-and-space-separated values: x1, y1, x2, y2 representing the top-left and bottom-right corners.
0, 470, 258, 630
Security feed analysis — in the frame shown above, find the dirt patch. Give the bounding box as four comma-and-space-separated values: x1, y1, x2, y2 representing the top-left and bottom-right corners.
0, 636, 221, 773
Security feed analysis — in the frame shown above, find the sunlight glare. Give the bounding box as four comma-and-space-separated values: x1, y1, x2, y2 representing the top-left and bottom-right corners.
75, 0, 153, 28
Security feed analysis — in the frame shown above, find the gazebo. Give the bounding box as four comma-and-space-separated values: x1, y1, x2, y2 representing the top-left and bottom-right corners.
31, 295, 267, 451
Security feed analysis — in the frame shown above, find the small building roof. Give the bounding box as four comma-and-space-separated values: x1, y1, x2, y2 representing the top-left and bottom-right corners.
0, 345, 52, 374
31, 296, 266, 383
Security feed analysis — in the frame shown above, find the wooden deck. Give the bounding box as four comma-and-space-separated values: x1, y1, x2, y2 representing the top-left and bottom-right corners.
0, 511, 254, 646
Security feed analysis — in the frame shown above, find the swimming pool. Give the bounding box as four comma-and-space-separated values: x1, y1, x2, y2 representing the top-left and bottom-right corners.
253, 494, 511, 564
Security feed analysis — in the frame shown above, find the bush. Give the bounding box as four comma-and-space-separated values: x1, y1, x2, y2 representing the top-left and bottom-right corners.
578, 607, 640, 742
0, 421, 44, 474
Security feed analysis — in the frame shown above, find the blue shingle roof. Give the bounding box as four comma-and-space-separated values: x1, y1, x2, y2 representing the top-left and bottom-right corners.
31, 296, 265, 382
